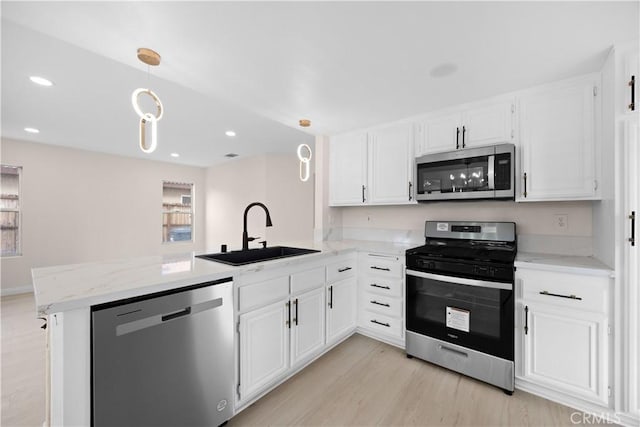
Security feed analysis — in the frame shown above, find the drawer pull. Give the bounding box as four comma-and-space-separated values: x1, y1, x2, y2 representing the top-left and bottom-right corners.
438, 345, 468, 358
338, 267, 352, 273
539, 290, 582, 301
370, 300, 390, 307
524, 305, 529, 335
371, 319, 390, 327
370, 284, 391, 290
371, 266, 391, 272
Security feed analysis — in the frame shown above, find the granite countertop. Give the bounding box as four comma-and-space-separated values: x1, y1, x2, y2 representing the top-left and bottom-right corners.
515, 252, 613, 277
31, 240, 411, 316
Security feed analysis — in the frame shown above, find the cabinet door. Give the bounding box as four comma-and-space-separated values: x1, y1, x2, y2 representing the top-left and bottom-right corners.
419, 112, 461, 155
290, 287, 325, 367
239, 299, 289, 401
519, 76, 598, 200
462, 101, 514, 148
368, 123, 414, 204
522, 302, 609, 406
326, 277, 357, 344
624, 117, 640, 417
329, 131, 368, 206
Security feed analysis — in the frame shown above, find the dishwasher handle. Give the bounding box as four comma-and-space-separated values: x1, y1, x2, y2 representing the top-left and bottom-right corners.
116, 297, 223, 336
162, 307, 191, 322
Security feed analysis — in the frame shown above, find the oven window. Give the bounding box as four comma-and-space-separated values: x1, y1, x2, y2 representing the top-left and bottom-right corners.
413, 280, 501, 339
417, 156, 490, 194
406, 274, 514, 360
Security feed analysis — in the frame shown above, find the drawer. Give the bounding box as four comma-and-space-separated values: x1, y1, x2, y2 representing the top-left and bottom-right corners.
290, 267, 325, 295
327, 259, 356, 283
363, 257, 402, 279
361, 311, 403, 338
363, 276, 402, 298
362, 292, 402, 318
517, 269, 610, 313
239, 276, 289, 312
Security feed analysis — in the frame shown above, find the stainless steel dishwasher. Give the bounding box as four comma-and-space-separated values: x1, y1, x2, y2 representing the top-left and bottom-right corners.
92, 278, 234, 427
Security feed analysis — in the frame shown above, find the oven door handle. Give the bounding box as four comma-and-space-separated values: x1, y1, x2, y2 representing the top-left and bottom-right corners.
406, 269, 512, 291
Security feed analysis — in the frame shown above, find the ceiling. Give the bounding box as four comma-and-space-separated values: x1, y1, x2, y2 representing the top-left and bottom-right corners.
2, 1, 638, 168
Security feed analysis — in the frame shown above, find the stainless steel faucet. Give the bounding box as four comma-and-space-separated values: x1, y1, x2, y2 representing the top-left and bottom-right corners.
242, 202, 273, 250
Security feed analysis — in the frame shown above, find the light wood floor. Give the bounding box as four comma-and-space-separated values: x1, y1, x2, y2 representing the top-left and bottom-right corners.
1, 293, 602, 427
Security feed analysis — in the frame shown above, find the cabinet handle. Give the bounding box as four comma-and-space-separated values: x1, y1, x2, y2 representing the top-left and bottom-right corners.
328, 286, 333, 309
539, 290, 582, 301
630, 211, 636, 246
362, 185, 366, 203
286, 301, 291, 328
523, 172, 528, 198
370, 284, 391, 290
462, 125, 466, 148
294, 298, 298, 326
438, 345, 468, 358
371, 266, 391, 272
370, 300, 390, 307
456, 127, 460, 150
524, 305, 529, 335
338, 267, 352, 273
630, 75, 636, 111
408, 182, 413, 201
371, 319, 390, 327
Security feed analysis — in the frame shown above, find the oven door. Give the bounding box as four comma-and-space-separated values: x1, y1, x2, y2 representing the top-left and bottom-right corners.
406, 269, 514, 361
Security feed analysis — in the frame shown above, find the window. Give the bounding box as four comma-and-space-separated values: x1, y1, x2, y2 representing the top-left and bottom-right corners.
162, 181, 193, 243
1, 165, 22, 256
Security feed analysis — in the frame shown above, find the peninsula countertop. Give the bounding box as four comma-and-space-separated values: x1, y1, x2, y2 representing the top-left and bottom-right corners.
31, 239, 415, 316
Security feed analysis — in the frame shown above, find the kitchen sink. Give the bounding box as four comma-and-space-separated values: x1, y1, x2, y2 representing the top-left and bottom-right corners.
196, 246, 320, 266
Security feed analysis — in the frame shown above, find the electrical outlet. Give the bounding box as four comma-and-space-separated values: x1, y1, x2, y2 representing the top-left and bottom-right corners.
553, 214, 569, 232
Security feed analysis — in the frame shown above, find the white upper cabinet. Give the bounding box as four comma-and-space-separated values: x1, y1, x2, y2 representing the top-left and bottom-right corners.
416, 99, 514, 156
368, 123, 414, 204
329, 123, 415, 206
329, 131, 368, 205
518, 74, 600, 201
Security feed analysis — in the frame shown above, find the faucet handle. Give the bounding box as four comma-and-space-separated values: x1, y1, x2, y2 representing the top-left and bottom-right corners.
247, 236, 260, 243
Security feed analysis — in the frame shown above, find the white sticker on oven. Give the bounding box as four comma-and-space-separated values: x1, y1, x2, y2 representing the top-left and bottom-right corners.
446, 306, 470, 333
436, 222, 449, 232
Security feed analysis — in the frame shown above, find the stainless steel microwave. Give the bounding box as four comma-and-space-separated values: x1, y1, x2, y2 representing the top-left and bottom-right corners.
415, 143, 515, 201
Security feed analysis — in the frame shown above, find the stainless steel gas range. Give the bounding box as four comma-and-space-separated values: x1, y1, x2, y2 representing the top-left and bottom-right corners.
405, 221, 517, 394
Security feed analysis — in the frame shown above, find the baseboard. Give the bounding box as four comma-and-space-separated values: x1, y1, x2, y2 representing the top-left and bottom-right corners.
1, 285, 32, 297
356, 327, 405, 349
515, 379, 624, 424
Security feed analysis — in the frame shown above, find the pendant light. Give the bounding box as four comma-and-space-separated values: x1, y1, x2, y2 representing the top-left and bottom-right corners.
297, 119, 312, 182
132, 48, 164, 153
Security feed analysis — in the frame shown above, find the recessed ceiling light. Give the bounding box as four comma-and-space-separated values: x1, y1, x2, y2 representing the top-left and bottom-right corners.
224, 153, 239, 158
24, 127, 40, 134
29, 76, 54, 87
225, 130, 236, 137
170, 153, 180, 158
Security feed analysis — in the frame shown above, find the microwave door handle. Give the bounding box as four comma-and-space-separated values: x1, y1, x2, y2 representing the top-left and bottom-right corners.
487, 155, 495, 190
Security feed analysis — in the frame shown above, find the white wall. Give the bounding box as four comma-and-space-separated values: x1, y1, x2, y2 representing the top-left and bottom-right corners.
339, 201, 593, 237
0, 138, 207, 293
205, 153, 314, 252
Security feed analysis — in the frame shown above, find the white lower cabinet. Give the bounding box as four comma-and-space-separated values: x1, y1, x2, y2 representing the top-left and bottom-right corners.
290, 287, 325, 367
326, 277, 357, 345
239, 299, 290, 400
516, 267, 612, 409
237, 255, 357, 407
357, 253, 405, 346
